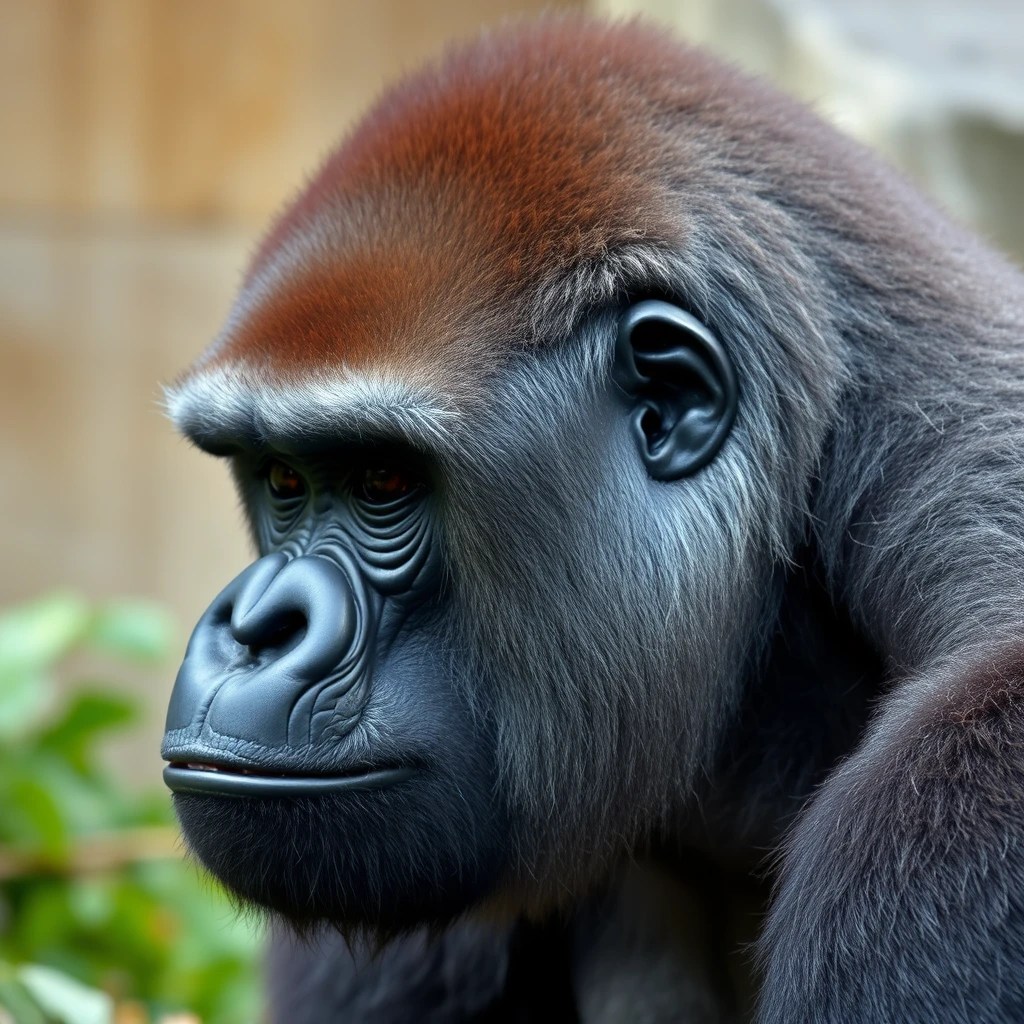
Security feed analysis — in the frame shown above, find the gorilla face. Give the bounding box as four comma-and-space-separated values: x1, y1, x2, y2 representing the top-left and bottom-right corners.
162, 302, 741, 932
163, 447, 509, 929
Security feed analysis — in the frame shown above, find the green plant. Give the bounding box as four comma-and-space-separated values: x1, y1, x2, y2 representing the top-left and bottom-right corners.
0, 593, 262, 1024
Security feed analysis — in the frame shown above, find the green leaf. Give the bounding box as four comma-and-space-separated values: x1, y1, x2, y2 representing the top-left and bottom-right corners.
1, 777, 67, 857
4, 883, 72, 953
0, 669, 55, 742
0, 972, 51, 1024
17, 754, 119, 838
37, 693, 137, 772
18, 964, 112, 1024
0, 595, 91, 676
67, 880, 113, 930
86, 602, 174, 663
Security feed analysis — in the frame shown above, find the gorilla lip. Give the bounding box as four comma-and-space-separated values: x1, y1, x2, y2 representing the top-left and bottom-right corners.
163, 761, 416, 797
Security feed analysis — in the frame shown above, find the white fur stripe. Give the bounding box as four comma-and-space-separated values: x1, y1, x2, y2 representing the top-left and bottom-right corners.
163, 364, 459, 448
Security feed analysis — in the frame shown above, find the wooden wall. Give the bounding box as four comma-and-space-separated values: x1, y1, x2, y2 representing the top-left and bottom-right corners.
2, 0, 585, 220
0, 0, 579, 781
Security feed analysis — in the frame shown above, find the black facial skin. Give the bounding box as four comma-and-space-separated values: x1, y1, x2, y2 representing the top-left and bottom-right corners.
162, 447, 508, 930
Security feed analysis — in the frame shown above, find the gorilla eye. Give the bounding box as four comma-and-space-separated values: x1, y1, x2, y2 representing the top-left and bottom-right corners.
358, 467, 417, 504
266, 459, 306, 500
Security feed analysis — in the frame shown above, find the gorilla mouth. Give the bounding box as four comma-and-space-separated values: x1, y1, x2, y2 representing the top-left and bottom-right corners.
163, 761, 416, 797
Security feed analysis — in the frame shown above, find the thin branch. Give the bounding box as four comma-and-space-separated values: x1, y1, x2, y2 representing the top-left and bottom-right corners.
0, 827, 183, 881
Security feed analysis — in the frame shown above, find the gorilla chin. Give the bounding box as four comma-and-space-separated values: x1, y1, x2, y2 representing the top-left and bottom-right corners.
172, 772, 508, 934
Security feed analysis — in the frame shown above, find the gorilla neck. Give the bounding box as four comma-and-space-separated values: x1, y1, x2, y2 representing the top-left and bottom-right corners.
693, 551, 884, 856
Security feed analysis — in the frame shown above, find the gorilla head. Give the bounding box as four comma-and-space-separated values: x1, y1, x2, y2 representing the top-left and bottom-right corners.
162, 18, 1024, 1022
161, 21, 779, 933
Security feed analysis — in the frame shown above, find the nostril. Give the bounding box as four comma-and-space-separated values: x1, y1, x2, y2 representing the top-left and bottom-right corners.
221, 555, 358, 679
245, 610, 305, 651
236, 611, 307, 655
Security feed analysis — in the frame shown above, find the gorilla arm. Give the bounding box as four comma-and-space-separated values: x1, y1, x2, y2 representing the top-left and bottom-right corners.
761, 649, 1024, 1022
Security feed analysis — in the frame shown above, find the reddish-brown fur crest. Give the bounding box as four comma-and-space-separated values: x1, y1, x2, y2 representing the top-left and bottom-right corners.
182, 17, 800, 388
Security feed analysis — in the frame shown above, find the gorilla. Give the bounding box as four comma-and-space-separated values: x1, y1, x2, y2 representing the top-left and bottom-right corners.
161, 16, 1024, 1023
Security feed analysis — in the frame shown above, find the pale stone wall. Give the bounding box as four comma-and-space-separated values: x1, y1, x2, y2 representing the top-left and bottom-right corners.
596, 0, 1024, 266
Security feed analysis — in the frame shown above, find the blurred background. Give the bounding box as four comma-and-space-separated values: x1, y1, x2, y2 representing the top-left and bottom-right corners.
0, 0, 1020, 1020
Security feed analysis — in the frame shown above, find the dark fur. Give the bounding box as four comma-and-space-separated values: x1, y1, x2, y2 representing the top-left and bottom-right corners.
165, 15, 1024, 1022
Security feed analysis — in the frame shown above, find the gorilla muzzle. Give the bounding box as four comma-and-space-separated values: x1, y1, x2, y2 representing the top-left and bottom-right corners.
162, 553, 411, 795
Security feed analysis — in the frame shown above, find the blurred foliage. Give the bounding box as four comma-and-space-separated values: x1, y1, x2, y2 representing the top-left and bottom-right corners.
0, 594, 262, 1024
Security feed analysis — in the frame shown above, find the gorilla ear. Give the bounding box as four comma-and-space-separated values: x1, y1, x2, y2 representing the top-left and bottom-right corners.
615, 300, 738, 480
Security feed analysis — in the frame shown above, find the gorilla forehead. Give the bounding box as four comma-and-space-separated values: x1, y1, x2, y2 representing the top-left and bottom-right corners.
181, 18, 801, 385
176, 15, 895, 410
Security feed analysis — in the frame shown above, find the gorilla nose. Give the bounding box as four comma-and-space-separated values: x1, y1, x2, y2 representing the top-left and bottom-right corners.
164, 553, 364, 748
228, 554, 357, 675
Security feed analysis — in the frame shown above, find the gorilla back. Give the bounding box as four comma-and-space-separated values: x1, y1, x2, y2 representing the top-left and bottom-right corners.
161, 16, 1024, 1023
